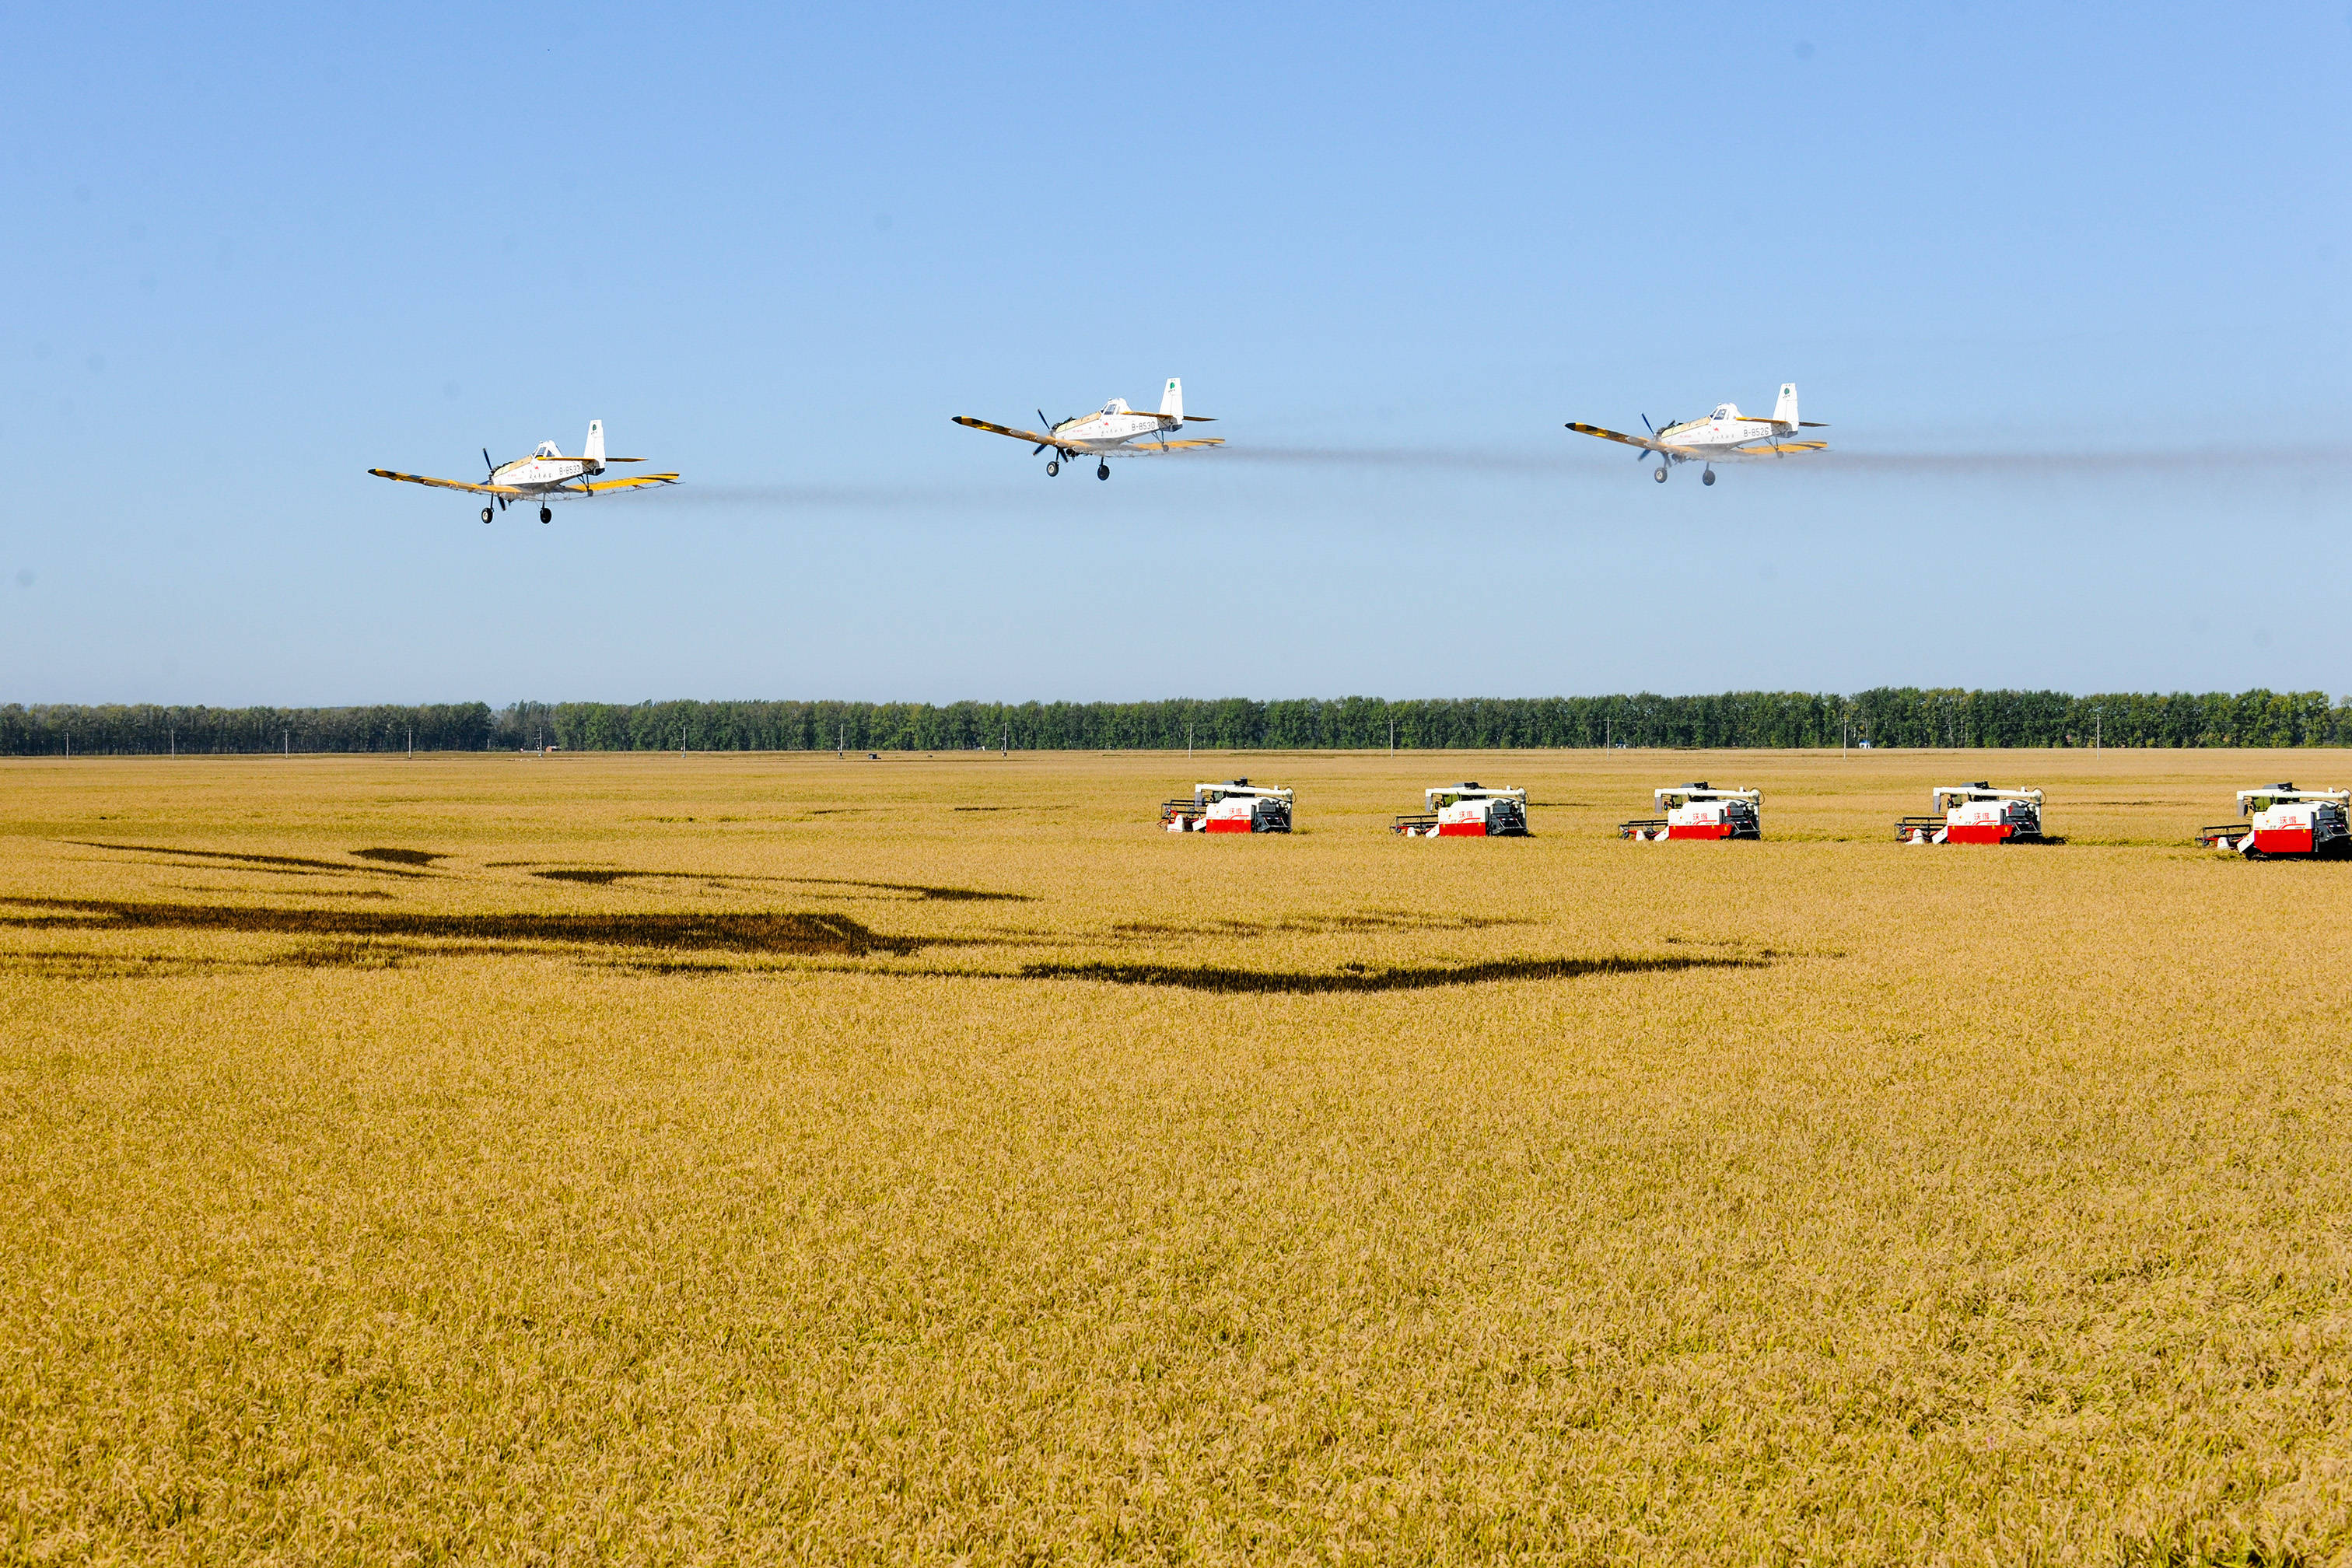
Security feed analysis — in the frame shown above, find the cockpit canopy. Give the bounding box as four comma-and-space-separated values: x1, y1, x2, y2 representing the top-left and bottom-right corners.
1101, 399, 1129, 415
534, 442, 562, 458
1713, 405, 1734, 420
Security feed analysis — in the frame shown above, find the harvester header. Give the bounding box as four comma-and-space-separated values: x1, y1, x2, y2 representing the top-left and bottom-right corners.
1391, 783, 1528, 838
1899, 782, 2049, 845
2196, 783, 2350, 857
1619, 783, 1761, 841
1161, 779, 1293, 834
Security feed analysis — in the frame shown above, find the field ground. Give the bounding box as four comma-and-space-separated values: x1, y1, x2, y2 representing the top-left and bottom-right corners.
4, 747, 2350, 1564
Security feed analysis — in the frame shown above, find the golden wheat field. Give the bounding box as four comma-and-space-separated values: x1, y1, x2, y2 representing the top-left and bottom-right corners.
3, 747, 2350, 1565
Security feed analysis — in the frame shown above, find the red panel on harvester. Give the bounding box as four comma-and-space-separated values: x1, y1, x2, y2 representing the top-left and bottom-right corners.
1666, 823, 1731, 840
1437, 821, 1487, 837
2253, 828, 2315, 853
1203, 817, 1255, 834
1944, 824, 2010, 844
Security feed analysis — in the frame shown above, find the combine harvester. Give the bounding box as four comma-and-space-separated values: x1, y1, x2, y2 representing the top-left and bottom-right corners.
1161, 779, 1293, 834
2196, 784, 2350, 858
1898, 783, 2050, 845
1391, 783, 1529, 838
1618, 784, 1761, 842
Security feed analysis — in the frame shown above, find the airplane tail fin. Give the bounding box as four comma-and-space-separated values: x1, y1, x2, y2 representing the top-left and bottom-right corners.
584, 419, 607, 471
1771, 384, 1798, 426
1158, 377, 1183, 425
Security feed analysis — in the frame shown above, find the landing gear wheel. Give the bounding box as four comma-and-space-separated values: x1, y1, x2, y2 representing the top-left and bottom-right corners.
1045, 460, 1059, 477
538, 506, 551, 524
1702, 467, 1716, 486
1096, 462, 1110, 481
1653, 465, 1668, 484
480, 506, 493, 524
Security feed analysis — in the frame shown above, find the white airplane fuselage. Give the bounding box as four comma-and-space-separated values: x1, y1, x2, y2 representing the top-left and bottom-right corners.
1047, 399, 1185, 454
1654, 405, 1796, 460
492, 443, 604, 495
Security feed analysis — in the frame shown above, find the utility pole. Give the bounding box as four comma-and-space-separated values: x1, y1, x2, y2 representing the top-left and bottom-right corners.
170, 726, 176, 758
1188, 722, 1192, 761
284, 730, 289, 758
406, 725, 412, 760
838, 723, 844, 759
1388, 717, 1394, 758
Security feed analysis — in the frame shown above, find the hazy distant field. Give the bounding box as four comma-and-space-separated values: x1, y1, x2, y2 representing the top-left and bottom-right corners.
4, 748, 2349, 1564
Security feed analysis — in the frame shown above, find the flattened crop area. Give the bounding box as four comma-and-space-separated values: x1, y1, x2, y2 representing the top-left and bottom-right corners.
3, 750, 2350, 1563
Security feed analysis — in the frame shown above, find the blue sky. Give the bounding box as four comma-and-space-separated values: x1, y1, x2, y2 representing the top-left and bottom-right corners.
5, 5, 2347, 705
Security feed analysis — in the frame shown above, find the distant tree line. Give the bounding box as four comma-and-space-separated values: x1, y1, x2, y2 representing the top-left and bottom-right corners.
4, 690, 2348, 754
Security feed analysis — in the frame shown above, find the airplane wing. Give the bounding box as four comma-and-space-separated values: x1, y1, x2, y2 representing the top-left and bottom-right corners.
1109, 438, 1225, 456
369, 467, 529, 497
579, 473, 681, 493
1719, 441, 1830, 460
1563, 422, 1703, 458
952, 415, 1060, 446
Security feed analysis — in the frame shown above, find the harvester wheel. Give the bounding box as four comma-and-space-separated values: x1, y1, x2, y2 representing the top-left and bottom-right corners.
1045, 460, 1059, 477
1652, 465, 1668, 484
1096, 462, 1110, 481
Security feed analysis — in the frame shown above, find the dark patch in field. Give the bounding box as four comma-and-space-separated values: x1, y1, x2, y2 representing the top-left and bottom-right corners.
352, 847, 446, 866
521, 866, 1029, 902
65, 842, 432, 878
1018, 954, 1765, 993
0, 898, 919, 958
796, 877, 1030, 903
1111, 910, 1528, 939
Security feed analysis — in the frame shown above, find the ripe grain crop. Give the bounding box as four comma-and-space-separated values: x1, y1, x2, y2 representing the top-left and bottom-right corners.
3, 748, 2350, 1564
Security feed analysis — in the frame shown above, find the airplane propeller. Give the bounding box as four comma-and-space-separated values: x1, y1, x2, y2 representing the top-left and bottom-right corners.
1637, 415, 1658, 461
1031, 410, 1054, 457
482, 447, 507, 510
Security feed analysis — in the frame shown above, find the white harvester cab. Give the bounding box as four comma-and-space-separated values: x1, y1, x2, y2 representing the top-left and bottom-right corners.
1161, 779, 1293, 834
2197, 784, 2350, 857
1619, 783, 1760, 842
1899, 782, 2047, 845
1391, 783, 1528, 838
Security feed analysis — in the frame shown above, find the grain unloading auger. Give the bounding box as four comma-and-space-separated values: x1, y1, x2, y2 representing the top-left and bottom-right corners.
1619, 784, 1760, 842
1898, 783, 2049, 845
2196, 785, 2350, 858
1161, 779, 1293, 834
1391, 783, 1528, 838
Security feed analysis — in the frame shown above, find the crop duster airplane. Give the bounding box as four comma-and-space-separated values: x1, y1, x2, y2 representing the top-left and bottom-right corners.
369, 422, 679, 522
1566, 383, 1828, 485
953, 378, 1221, 479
